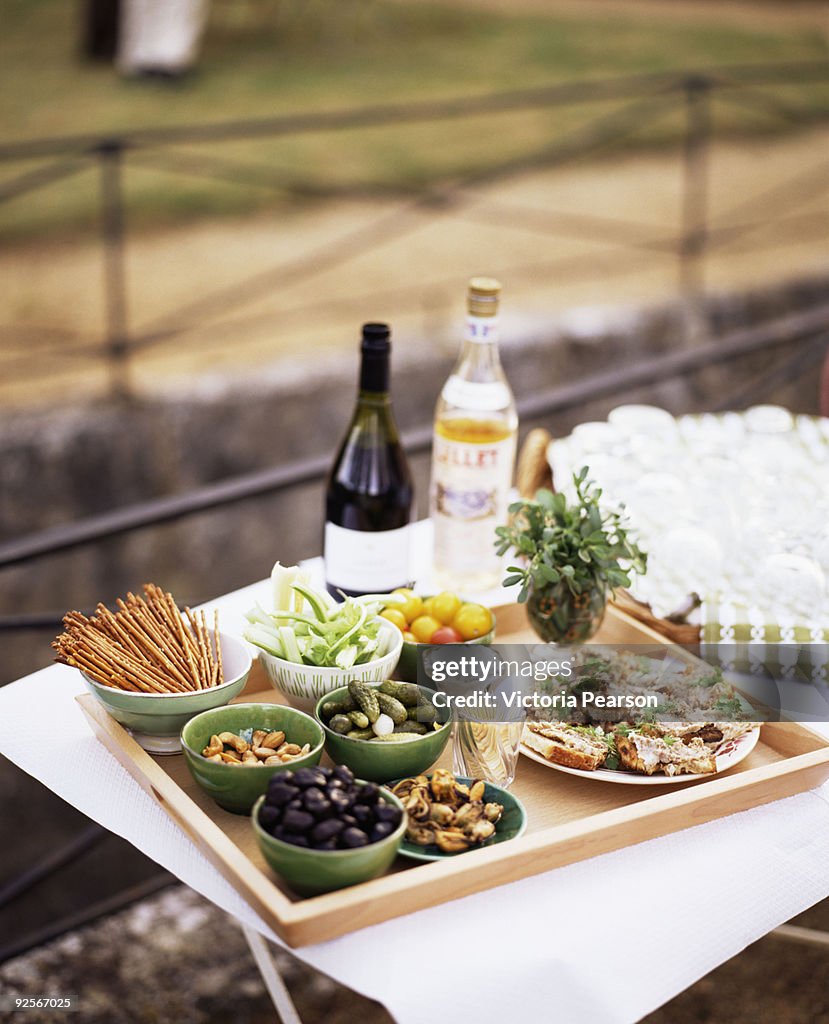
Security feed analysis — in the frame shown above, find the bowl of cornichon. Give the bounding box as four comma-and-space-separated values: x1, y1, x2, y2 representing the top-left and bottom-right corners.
314, 679, 451, 783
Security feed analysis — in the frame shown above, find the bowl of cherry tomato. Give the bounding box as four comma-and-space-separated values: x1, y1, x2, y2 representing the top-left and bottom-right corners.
381, 590, 496, 683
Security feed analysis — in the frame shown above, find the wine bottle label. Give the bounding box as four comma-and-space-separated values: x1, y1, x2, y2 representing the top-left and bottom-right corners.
431, 434, 516, 575
324, 522, 410, 592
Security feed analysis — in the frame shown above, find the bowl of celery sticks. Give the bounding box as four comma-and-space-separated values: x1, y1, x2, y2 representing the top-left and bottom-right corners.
243, 564, 404, 713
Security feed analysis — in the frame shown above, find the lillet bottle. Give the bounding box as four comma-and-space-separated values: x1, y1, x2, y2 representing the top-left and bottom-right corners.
324, 322, 414, 598
430, 277, 518, 592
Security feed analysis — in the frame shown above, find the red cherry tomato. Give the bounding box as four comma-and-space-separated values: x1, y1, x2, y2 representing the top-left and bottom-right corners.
431, 625, 463, 644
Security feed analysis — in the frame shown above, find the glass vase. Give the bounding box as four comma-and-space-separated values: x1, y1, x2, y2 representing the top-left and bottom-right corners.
526, 581, 607, 643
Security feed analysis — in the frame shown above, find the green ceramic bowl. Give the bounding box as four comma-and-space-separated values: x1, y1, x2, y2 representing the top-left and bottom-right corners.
251, 787, 406, 896
181, 703, 325, 814
314, 684, 452, 784
391, 776, 528, 862
395, 607, 496, 683
79, 630, 251, 755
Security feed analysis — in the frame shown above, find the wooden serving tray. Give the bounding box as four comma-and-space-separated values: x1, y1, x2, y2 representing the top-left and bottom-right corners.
78, 603, 829, 948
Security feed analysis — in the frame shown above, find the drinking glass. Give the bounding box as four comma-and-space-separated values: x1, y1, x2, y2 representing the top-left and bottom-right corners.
452, 719, 525, 790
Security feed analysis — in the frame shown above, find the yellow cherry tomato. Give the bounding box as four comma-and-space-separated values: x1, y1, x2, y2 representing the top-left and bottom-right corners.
421, 596, 437, 618
392, 588, 423, 624
431, 591, 462, 625
403, 631, 416, 643
380, 608, 408, 631
410, 614, 443, 644
452, 603, 493, 641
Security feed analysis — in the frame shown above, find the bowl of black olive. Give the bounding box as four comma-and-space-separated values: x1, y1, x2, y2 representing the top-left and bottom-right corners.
251, 763, 407, 896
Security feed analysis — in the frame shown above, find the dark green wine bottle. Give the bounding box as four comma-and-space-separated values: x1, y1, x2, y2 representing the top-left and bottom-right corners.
324, 323, 414, 598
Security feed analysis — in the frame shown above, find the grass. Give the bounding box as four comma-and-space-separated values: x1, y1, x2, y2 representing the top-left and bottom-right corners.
0, 0, 826, 240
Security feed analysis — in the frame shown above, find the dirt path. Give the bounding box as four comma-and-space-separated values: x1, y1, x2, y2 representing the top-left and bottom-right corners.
0, 126, 827, 408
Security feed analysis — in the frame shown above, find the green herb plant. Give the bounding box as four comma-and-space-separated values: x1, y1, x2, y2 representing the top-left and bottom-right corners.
495, 467, 647, 606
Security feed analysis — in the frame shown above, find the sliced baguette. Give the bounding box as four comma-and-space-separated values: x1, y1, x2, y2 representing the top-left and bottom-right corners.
524, 722, 608, 771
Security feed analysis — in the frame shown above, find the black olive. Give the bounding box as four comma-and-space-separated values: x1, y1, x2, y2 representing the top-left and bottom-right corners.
339, 813, 358, 829
328, 788, 351, 810
351, 804, 372, 824
282, 809, 315, 833
266, 783, 299, 807
270, 825, 287, 840
326, 777, 345, 790
302, 786, 326, 807
374, 803, 401, 824
310, 798, 332, 820
259, 805, 281, 828
293, 767, 327, 789
285, 798, 304, 813
332, 764, 354, 785
273, 769, 295, 786
280, 833, 310, 848
340, 827, 369, 848
311, 819, 345, 844
357, 783, 379, 805
313, 838, 338, 851
370, 822, 395, 842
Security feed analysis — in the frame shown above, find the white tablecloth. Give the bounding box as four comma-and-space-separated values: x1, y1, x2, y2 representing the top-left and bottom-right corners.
2, 534, 829, 1024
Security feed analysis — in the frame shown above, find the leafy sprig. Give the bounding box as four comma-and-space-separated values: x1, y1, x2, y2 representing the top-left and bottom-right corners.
495, 467, 647, 603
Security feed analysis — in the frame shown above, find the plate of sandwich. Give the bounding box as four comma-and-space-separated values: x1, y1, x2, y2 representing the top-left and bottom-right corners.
521, 720, 761, 784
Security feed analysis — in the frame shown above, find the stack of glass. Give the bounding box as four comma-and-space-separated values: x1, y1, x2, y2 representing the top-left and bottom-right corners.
547, 405, 829, 626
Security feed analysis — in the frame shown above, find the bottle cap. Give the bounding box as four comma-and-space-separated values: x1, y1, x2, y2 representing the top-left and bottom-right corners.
467, 277, 501, 317
361, 322, 390, 350
360, 322, 391, 392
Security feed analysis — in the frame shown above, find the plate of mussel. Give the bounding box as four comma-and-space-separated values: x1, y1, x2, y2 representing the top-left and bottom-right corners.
385, 768, 527, 861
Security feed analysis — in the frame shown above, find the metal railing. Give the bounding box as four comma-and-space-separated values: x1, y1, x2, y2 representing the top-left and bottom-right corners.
0, 61, 827, 397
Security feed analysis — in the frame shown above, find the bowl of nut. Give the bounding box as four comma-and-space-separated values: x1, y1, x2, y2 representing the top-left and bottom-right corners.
181, 703, 325, 814
251, 764, 407, 896
314, 680, 452, 784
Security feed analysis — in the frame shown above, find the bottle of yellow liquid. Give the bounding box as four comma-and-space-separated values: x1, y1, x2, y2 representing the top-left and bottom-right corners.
430, 277, 518, 591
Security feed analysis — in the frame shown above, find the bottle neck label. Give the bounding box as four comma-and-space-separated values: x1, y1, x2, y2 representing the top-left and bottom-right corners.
464, 314, 500, 344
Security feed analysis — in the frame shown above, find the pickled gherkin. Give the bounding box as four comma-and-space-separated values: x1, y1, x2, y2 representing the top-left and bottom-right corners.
375, 692, 407, 725
348, 680, 381, 723
321, 694, 356, 718
394, 720, 428, 735
378, 680, 420, 707
347, 710, 370, 730
329, 714, 352, 735
346, 727, 375, 740
408, 697, 437, 724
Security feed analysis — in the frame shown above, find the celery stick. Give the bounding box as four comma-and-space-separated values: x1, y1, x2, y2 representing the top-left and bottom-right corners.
278, 626, 303, 663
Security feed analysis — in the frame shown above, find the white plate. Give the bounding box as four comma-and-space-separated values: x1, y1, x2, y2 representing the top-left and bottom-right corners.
520, 727, 761, 785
